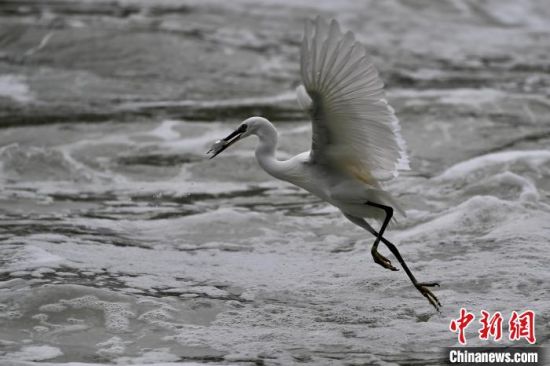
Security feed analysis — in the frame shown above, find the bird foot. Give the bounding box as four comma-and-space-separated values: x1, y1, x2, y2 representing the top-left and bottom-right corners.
414, 282, 441, 312
372, 251, 399, 271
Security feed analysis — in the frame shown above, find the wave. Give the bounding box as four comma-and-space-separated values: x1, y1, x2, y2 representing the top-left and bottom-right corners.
0, 144, 103, 183
396, 149, 550, 242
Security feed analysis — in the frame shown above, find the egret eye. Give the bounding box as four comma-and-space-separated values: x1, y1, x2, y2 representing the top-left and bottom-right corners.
238, 124, 248, 132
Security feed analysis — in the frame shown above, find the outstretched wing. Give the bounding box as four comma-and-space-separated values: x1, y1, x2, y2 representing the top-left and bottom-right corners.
299, 17, 409, 183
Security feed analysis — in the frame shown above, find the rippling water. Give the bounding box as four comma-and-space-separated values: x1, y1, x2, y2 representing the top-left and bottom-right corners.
1, 1, 550, 365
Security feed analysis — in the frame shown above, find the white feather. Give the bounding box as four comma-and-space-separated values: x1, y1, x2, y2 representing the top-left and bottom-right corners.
299, 16, 410, 182
296, 85, 312, 111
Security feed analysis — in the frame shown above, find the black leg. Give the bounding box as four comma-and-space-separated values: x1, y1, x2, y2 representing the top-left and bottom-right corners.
379, 234, 441, 311
351, 204, 442, 311
365, 201, 398, 271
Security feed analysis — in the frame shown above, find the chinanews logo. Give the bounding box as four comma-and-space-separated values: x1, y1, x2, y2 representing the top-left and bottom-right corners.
449, 308, 536, 345
446, 308, 543, 365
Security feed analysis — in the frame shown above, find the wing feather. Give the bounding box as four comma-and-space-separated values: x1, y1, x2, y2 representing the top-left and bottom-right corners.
299, 16, 409, 182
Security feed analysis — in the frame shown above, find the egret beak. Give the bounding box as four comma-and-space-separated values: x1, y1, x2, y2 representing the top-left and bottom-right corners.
207, 125, 247, 159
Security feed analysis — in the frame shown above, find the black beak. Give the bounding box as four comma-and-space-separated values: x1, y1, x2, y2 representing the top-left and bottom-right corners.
207, 124, 247, 159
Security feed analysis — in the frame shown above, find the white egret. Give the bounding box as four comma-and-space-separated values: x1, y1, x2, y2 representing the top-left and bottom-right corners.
208, 17, 440, 310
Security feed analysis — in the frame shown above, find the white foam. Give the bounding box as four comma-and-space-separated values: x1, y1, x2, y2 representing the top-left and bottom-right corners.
172, 207, 260, 226
8, 345, 63, 361
117, 91, 296, 111
481, 1, 550, 30
438, 150, 550, 181
114, 348, 179, 364
396, 195, 516, 240
3, 246, 64, 273
0, 144, 97, 183
67, 296, 134, 333
391, 88, 506, 107
186, 286, 229, 297
477, 171, 539, 201
24, 33, 54, 57
439, 88, 505, 106
138, 308, 174, 323
96, 336, 129, 358
0, 75, 34, 103
481, 211, 550, 243
38, 295, 136, 333
150, 120, 181, 141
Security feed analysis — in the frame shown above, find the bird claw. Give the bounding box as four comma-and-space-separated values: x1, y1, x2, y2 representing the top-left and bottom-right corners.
372, 251, 399, 271
415, 282, 442, 312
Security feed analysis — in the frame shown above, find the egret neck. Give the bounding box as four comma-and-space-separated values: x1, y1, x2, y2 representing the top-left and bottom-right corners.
245, 117, 289, 182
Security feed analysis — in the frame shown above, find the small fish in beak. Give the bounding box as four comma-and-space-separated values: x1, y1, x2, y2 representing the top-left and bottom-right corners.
207, 139, 226, 158
207, 124, 247, 159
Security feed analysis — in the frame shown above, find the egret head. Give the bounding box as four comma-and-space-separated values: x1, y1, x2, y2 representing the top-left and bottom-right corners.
207, 117, 268, 159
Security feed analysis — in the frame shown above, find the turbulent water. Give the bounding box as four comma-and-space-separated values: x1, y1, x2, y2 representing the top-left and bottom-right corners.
1, 1, 550, 365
